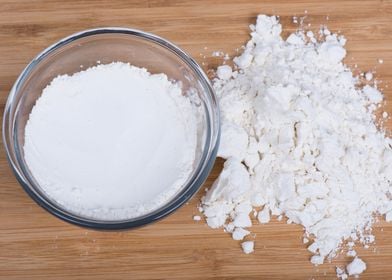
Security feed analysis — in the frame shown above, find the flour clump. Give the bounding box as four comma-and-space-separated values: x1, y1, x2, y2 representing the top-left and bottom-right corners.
201, 15, 392, 276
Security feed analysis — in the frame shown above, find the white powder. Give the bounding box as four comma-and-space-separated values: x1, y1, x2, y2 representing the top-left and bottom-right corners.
193, 215, 202, 221
232, 227, 250, 240
241, 241, 254, 254
257, 207, 270, 224
24, 62, 199, 220
346, 257, 367, 276
201, 15, 392, 277
212, 51, 224, 57
346, 249, 357, 257
365, 71, 373, 81
336, 267, 348, 280
216, 65, 233, 80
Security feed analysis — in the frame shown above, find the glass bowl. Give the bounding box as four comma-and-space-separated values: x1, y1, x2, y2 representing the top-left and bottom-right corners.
2, 28, 220, 229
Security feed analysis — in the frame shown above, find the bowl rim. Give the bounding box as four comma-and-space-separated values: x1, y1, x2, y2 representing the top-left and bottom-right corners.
2, 27, 220, 230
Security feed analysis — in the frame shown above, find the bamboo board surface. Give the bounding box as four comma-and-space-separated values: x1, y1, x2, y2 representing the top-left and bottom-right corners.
1, 0, 392, 279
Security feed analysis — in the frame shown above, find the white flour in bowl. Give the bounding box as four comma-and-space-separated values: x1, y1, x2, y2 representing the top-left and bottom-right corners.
201, 15, 392, 277
24, 62, 199, 220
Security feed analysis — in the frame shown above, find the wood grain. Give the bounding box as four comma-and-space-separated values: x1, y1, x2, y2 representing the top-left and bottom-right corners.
1, 0, 392, 279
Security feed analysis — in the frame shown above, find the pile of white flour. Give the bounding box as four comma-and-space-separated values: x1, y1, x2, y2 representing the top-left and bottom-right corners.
201, 15, 392, 277
24, 62, 199, 220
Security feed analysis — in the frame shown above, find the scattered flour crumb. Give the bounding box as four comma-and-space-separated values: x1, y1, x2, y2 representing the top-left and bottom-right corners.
193, 215, 202, 221
346, 257, 367, 276
216, 65, 233, 80
257, 207, 271, 224
346, 249, 357, 257
241, 241, 255, 254
311, 255, 324, 265
212, 51, 224, 57
336, 267, 348, 280
363, 84, 383, 103
365, 72, 373, 81
232, 227, 250, 240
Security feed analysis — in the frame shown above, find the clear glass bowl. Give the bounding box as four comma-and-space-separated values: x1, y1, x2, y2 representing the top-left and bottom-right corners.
2, 28, 220, 229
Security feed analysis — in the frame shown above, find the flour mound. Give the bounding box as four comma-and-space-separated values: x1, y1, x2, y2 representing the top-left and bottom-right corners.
201, 14, 392, 273
25, 62, 199, 220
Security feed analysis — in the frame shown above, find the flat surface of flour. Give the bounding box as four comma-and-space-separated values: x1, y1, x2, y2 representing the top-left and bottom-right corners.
201, 15, 392, 277
24, 62, 198, 220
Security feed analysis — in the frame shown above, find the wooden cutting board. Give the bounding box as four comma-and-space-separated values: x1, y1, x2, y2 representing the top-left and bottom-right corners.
1, 0, 392, 279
